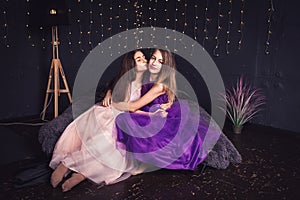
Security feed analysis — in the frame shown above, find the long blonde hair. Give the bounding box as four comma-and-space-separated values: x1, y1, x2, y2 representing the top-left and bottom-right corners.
153, 49, 177, 103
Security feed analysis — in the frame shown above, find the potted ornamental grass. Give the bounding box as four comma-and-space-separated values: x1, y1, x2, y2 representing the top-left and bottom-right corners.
221, 76, 266, 134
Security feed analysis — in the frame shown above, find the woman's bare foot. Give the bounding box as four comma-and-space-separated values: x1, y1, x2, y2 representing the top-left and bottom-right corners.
61, 173, 86, 192
51, 163, 69, 188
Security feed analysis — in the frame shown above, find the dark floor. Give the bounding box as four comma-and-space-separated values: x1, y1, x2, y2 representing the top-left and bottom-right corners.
0, 121, 299, 200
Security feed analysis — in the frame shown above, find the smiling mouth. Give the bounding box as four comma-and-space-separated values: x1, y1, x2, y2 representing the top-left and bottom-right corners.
149, 65, 158, 70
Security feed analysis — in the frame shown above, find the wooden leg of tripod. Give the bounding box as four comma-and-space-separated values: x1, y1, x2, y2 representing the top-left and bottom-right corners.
42, 59, 72, 120
42, 60, 54, 120
54, 59, 59, 118
58, 61, 72, 104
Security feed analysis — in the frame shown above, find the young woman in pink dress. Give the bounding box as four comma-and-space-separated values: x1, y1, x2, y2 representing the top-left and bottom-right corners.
49, 50, 148, 192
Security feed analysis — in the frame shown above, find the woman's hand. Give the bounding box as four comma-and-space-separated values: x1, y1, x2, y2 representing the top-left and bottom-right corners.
160, 102, 172, 111
102, 90, 112, 107
134, 109, 168, 117
152, 109, 168, 117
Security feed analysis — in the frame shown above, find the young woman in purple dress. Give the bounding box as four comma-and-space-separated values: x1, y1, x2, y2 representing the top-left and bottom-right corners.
113, 48, 223, 170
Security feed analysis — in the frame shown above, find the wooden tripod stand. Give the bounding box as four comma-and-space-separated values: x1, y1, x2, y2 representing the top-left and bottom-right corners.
42, 26, 72, 120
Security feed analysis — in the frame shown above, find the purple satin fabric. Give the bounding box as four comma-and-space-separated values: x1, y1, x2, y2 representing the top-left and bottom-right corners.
115, 83, 211, 170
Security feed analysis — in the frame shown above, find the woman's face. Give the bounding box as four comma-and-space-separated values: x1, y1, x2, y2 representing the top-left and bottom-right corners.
149, 50, 163, 74
134, 51, 148, 72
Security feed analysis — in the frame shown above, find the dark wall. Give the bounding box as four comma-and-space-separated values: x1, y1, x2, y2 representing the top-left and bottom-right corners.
0, 0, 299, 133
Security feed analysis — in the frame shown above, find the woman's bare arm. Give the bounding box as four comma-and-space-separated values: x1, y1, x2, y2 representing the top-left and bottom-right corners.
112, 84, 165, 112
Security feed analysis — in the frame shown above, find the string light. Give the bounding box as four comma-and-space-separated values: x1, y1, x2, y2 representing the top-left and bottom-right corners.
190, 3, 199, 56
147, 0, 157, 47
164, 0, 169, 49
1, 0, 273, 58
109, 0, 113, 56
117, 3, 122, 54
25, 0, 35, 47
265, 0, 274, 55
173, 0, 179, 52
88, 0, 94, 51
108, 1, 113, 37
123, 0, 130, 49
238, 0, 245, 50
40, 26, 46, 50
179, 0, 188, 49
149, 0, 154, 46
133, 0, 141, 48
226, 0, 233, 54
138, 3, 144, 48
98, 2, 104, 53
125, 0, 130, 31
213, 0, 223, 57
148, 0, 153, 28
2, 0, 9, 47
77, 0, 84, 52
153, 0, 158, 47
140, 3, 145, 25
66, 6, 73, 54
202, 0, 210, 49
133, 1, 138, 28
153, 0, 158, 28
117, 3, 122, 30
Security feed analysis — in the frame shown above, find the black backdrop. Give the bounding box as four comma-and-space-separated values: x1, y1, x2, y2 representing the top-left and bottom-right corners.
0, 0, 299, 133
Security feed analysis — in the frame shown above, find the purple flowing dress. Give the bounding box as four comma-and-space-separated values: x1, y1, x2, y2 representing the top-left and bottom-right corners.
115, 83, 222, 170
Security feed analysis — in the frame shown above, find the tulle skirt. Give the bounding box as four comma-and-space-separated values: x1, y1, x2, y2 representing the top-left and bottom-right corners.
49, 104, 143, 184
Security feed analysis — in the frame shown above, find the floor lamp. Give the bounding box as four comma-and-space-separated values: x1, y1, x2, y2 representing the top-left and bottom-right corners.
42, 23, 72, 120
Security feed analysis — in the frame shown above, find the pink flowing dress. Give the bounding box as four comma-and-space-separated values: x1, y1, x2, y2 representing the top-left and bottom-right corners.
49, 83, 144, 184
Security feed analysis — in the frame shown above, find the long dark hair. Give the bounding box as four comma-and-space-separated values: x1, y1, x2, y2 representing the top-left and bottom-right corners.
111, 50, 143, 102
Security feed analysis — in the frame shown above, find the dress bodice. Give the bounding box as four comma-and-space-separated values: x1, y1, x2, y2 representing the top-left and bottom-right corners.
129, 82, 142, 102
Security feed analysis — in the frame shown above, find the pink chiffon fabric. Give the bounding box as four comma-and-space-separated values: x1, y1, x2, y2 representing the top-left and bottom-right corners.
49, 83, 145, 184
